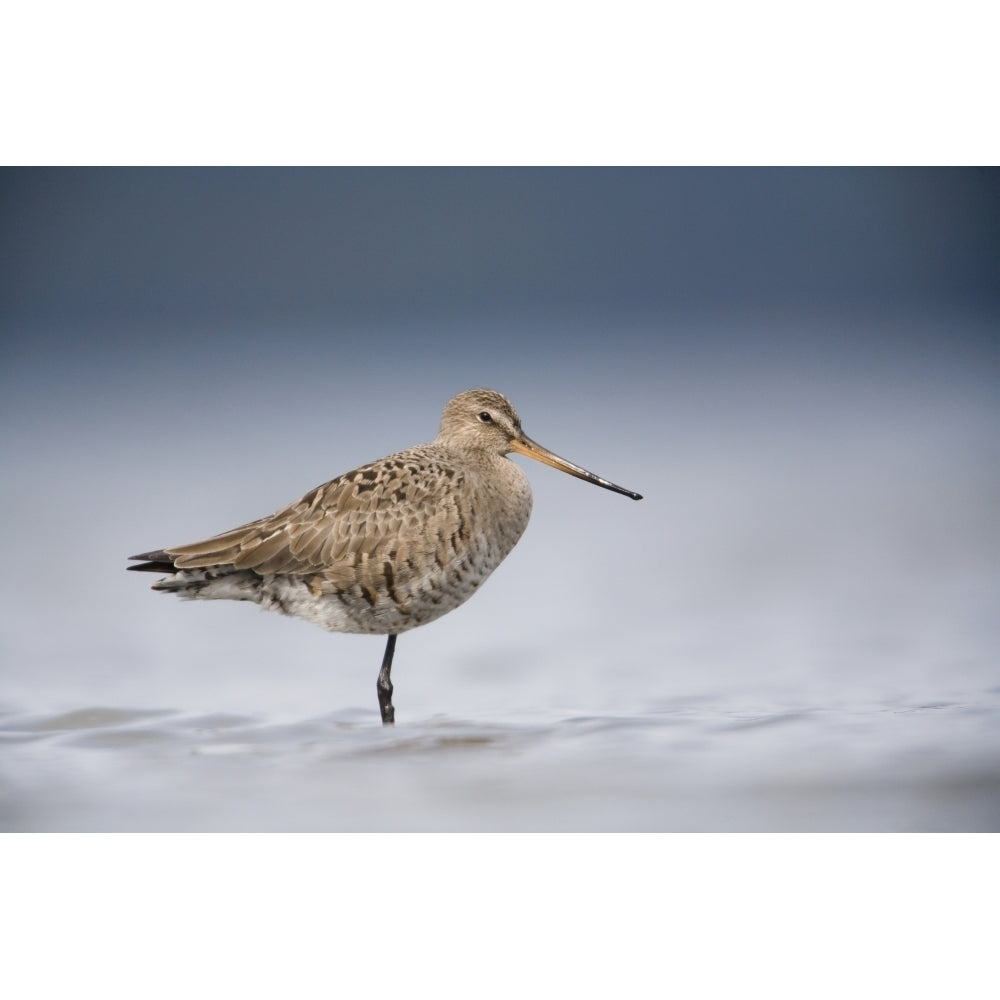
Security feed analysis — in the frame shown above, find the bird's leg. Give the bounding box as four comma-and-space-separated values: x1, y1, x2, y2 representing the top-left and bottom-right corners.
377, 634, 397, 726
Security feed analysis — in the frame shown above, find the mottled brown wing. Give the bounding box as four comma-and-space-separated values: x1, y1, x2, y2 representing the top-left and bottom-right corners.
164, 448, 469, 588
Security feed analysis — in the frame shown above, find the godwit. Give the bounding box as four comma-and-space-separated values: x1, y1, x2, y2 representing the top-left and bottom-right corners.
128, 389, 642, 724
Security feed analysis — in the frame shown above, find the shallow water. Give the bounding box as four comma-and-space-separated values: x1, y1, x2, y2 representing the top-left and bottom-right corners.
2, 315, 997, 831
3, 691, 998, 831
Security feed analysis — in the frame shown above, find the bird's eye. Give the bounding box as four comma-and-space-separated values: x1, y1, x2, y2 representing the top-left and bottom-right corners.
478, 412, 493, 423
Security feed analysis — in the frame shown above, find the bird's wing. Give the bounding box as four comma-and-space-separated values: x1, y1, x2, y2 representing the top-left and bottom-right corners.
163, 449, 469, 586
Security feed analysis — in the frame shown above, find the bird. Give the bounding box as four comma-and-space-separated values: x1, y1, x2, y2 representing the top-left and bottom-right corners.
128, 388, 642, 724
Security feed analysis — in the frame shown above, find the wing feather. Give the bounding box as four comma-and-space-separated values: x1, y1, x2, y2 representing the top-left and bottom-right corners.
161, 447, 468, 584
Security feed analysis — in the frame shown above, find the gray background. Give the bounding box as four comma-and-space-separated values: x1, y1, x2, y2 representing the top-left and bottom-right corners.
1, 168, 997, 830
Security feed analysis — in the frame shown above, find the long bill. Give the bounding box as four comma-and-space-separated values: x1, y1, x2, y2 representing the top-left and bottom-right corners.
509, 434, 643, 501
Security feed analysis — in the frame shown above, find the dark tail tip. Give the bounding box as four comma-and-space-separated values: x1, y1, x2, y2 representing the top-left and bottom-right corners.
127, 550, 176, 573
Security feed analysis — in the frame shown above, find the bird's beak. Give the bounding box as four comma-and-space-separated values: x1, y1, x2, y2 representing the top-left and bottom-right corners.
509, 434, 643, 501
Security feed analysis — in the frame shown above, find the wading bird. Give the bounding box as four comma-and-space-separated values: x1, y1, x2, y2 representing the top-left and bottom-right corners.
128, 389, 642, 724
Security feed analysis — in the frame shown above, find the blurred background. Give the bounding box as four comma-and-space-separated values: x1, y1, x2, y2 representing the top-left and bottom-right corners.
1, 167, 997, 830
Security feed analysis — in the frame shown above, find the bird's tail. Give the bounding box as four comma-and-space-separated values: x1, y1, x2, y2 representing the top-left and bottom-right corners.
127, 550, 178, 574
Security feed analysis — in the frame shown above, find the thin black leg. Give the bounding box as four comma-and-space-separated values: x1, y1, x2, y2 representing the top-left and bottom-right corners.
377, 634, 397, 726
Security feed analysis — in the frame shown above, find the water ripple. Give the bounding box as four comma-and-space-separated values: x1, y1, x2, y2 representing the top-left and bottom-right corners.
2, 695, 998, 830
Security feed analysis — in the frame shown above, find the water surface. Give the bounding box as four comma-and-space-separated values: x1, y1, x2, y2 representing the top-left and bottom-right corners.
3, 691, 997, 831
